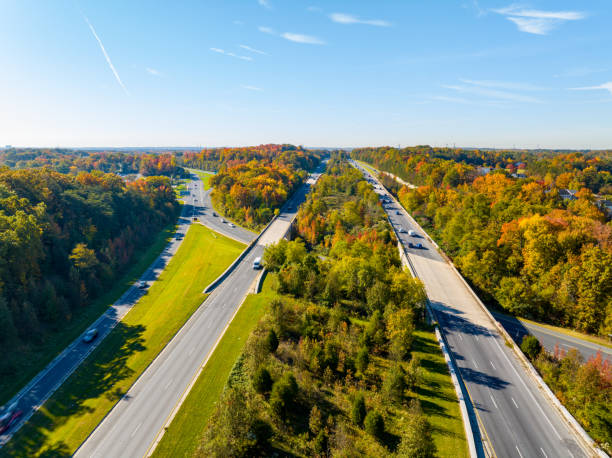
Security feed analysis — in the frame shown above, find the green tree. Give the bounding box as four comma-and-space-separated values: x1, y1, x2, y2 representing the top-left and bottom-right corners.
265, 329, 279, 353
355, 346, 370, 374
364, 410, 385, 440
252, 366, 273, 394
383, 364, 406, 403
397, 400, 437, 458
351, 393, 366, 426
269, 372, 298, 419
520, 335, 542, 360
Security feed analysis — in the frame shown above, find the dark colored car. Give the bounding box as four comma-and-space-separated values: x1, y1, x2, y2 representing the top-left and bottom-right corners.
212, 212, 218, 217
82, 328, 98, 343
0, 403, 22, 434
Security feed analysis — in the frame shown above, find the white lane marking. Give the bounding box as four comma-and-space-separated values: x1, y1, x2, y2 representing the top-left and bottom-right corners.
164, 378, 174, 391
458, 333, 463, 340
567, 450, 574, 458
473, 359, 479, 369
491, 336, 563, 440
131, 422, 142, 437
540, 447, 548, 458
489, 394, 498, 409
475, 335, 479, 341
490, 360, 496, 370
512, 397, 519, 409
516, 445, 524, 458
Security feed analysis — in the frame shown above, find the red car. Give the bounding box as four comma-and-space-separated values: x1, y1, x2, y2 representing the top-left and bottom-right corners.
0, 403, 22, 434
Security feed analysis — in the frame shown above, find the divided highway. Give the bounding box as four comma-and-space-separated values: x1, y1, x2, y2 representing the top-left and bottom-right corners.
352, 161, 592, 458
0, 176, 204, 447
74, 165, 325, 458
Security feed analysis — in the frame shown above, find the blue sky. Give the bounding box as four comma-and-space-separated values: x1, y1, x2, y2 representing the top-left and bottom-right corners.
1, 0, 610, 148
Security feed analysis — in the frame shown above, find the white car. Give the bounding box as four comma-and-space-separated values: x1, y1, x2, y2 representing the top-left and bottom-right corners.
408, 230, 416, 237
398, 227, 406, 233
229, 222, 235, 228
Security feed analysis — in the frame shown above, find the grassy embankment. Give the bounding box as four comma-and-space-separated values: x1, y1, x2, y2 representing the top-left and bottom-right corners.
191, 169, 213, 190
152, 273, 276, 458
0, 222, 177, 406
1, 225, 245, 457
152, 277, 467, 458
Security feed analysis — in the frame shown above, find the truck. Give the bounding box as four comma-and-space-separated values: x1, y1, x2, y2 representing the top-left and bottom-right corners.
253, 257, 262, 270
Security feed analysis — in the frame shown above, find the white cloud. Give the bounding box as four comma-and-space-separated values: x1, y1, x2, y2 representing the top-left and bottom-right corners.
329, 13, 391, 27
281, 33, 325, 44
209, 47, 253, 61
233, 20, 244, 25
83, 15, 129, 95
307, 6, 322, 13
239, 44, 268, 55
146, 67, 162, 76
258, 26, 275, 34
241, 85, 263, 91
570, 82, 612, 95
492, 5, 585, 34
459, 79, 544, 91
443, 81, 540, 103
258, 0, 271, 9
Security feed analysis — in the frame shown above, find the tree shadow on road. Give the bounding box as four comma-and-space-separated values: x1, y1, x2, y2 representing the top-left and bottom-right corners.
1, 322, 146, 458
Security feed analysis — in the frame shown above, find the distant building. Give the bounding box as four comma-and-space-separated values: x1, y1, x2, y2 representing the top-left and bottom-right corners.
596, 199, 612, 217
476, 166, 491, 175
511, 173, 527, 179
559, 189, 578, 200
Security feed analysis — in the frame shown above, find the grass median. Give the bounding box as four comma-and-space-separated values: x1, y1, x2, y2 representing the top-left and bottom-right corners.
191, 169, 214, 190
1, 225, 245, 457
413, 326, 469, 458
0, 221, 177, 406
152, 273, 275, 458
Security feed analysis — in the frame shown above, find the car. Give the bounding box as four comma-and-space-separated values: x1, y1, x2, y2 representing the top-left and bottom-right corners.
253, 257, 262, 269
192, 217, 198, 221
415, 242, 423, 249
82, 328, 98, 343
396, 210, 401, 215
137, 280, 147, 289
229, 222, 235, 228
398, 227, 406, 233
221, 218, 226, 223
0, 403, 22, 434
212, 211, 218, 217
408, 242, 415, 248
194, 199, 198, 202
408, 229, 416, 237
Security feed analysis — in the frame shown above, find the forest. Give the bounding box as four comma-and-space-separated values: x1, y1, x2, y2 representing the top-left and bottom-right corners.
208, 146, 321, 229
200, 157, 451, 457
0, 167, 179, 380
353, 147, 612, 336
0, 148, 186, 178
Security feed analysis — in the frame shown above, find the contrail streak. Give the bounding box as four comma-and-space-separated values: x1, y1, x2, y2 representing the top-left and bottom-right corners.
83, 15, 129, 95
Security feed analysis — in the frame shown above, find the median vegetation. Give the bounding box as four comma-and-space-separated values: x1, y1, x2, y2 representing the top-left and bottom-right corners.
1, 225, 245, 457
192, 156, 466, 457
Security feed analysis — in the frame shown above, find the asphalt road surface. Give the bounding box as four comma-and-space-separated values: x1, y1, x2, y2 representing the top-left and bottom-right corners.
493, 312, 612, 364
183, 170, 256, 245
74, 164, 325, 458
0, 177, 203, 447
352, 161, 590, 458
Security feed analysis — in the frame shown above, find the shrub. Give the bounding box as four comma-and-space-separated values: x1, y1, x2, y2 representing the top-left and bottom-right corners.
351, 393, 366, 426
252, 366, 273, 394
383, 364, 406, 403
364, 410, 384, 440
269, 372, 298, 419
521, 335, 542, 360
265, 329, 279, 353
355, 347, 370, 374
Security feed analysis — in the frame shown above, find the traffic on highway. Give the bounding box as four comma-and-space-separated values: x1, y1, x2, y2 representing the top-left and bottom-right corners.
351, 160, 592, 458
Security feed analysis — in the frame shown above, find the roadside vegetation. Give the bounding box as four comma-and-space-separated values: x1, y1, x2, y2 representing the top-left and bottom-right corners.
352, 147, 611, 337
1, 225, 245, 457
191, 169, 213, 190
153, 273, 276, 458
521, 336, 611, 452
0, 168, 179, 404
196, 156, 466, 457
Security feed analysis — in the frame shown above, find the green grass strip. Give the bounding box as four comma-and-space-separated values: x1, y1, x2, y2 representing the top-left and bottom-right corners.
191, 169, 214, 190
1, 225, 245, 457
0, 222, 177, 405
152, 274, 276, 458
413, 326, 469, 458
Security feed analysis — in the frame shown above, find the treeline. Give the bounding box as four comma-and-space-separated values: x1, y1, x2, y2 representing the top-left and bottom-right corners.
200, 157, 442, 456
352, 146, 612, 194
182, 144, 320, 172
0, 148, 185, 178
209, 146, 321, 229
520, 337, 611, 451
0, 168, 179, 377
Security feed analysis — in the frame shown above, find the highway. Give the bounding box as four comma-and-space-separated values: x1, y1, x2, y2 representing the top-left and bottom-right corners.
352, 161, 591, 458
493, 312, 612, 364
73, 164, 325, 458
0, 175, 206, 447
